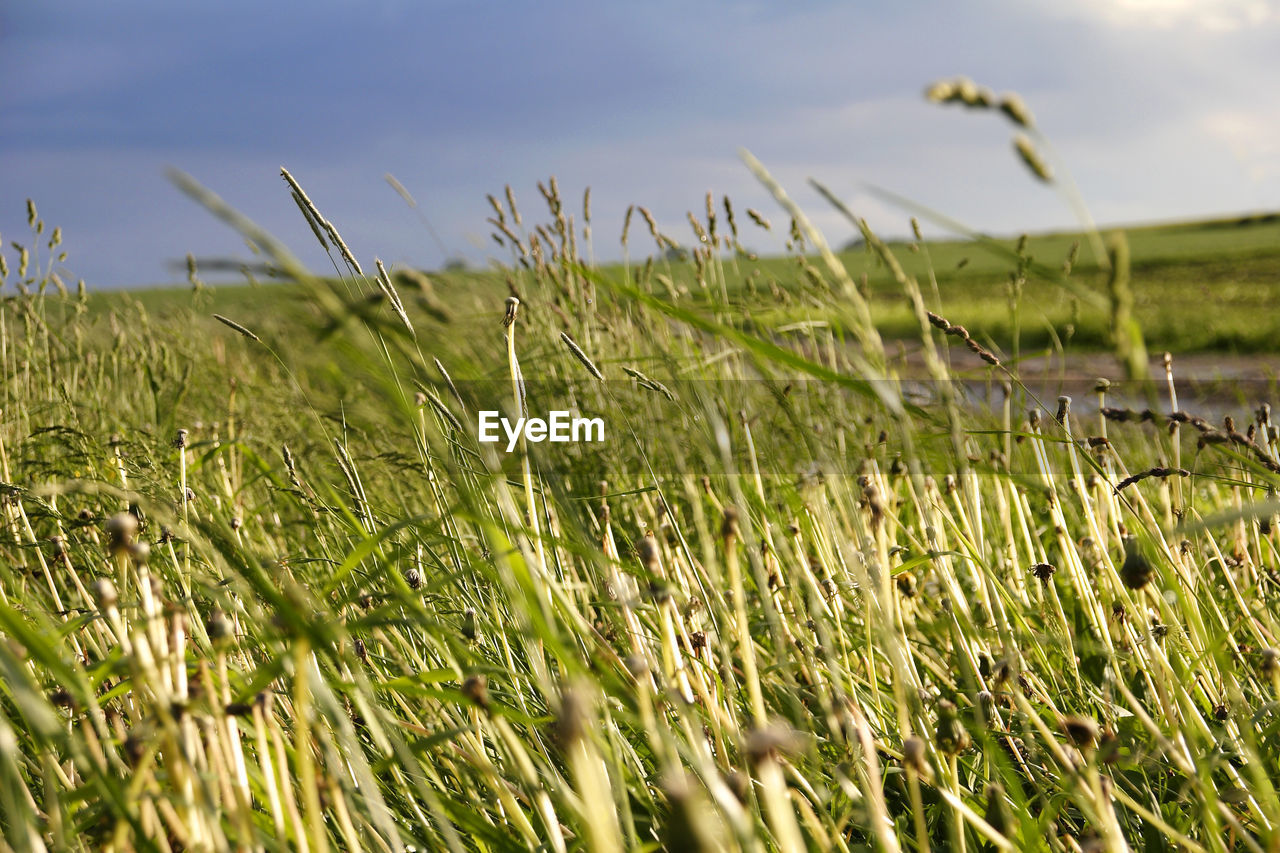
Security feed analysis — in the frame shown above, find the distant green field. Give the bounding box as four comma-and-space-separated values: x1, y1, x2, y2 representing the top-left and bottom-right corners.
111, 211, 1280, 357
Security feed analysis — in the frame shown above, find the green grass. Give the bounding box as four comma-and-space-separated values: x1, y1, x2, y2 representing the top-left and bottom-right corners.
2, 172, 1279, 853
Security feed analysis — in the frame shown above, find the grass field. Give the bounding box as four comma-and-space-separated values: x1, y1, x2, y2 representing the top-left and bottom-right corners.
2, 170, 1280, 853
113, 206, 1280, 359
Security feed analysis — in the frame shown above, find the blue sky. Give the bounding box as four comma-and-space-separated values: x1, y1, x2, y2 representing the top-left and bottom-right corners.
2, 0, 1277, 288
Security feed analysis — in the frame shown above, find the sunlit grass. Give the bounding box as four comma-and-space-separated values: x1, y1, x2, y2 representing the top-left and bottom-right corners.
1, 155, 1278, 853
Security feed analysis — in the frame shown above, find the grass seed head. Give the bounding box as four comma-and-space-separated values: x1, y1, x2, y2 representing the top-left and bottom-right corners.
487, 194, 506, 225
746, 208, 771, 231
621, 204, 635, 247
723, 195, 738, 241
1014, 133, 1054, 182
503, 296, 520, 327
503, 184, 522, 226
559, 331, 603, 380
213, 314, 262, 342
924, 79, 956, 103
998, 92, 1035, 128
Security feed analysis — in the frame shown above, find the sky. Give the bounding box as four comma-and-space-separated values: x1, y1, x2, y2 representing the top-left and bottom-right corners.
1, 0, 1278, 289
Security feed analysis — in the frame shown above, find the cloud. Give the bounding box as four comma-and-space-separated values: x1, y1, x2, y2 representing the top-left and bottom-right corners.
1201, 108, 1280, 182
1051, 0, 1275, 31
3, 1, 1279, 287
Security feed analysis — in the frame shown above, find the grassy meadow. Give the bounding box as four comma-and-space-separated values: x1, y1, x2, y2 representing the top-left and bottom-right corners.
2, 160, 1280, 853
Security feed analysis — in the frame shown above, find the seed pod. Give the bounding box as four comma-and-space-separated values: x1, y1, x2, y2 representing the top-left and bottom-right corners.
105, 512, 139, 555
1060, 715, 1100, 749
661, 770, 725, 853
984, 782, 1014, 837
502, 296, 520, 328
1261, 648, 1279, 676
745, 723, 800, 766
636, 533, 660, 572
934, 700, 971, 755
554, 685, 586, 747
721, 506, 740, 541
1098, 729, 1120, 764
1119, 536, 1153, 590
207, 609, 233, 644
461, 674, 490, 710
647, 579, 672, 604
404, 567, 423, 590
1030, 562, 1057, 582
92, 578, 118, 608
623, 654, 649, 679
124, 733, 146, 767
977, 690, 996, 723
129, 541, 151, 567
901, 735, 929, 775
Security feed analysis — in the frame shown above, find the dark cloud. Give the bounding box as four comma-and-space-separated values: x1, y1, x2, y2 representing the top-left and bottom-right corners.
1, 0, 1277, 287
